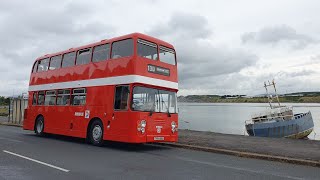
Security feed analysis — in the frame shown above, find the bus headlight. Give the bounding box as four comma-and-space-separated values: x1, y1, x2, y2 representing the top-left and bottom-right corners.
138, 120, 146, 134
171, 121, 177, 133
141, 120, 146, 128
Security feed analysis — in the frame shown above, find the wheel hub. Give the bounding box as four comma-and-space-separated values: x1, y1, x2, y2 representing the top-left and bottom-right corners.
37, 120, 43, 133
92, 125, 102, 141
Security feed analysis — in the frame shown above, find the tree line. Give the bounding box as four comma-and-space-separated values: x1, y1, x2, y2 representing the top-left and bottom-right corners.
0, 96, 10, 106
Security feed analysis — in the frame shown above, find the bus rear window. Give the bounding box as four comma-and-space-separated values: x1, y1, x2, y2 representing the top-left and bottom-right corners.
137, 39, 158, 60
159, 46, 176, 65
111, 39, 133, 59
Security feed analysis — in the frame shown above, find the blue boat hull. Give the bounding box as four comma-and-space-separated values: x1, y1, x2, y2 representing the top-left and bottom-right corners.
245, 111, 314, 138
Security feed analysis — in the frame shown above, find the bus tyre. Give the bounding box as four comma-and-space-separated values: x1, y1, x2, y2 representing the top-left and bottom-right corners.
89, 120, 104, 146
35, 116, 45, 136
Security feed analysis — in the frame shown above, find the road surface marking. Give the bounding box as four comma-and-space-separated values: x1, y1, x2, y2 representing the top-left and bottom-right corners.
3, 150, 70, 172
176, 157, 304, 180
0, 137, 23, 143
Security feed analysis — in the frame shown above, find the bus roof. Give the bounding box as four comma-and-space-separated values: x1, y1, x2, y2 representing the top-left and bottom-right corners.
36, 33, 175, 61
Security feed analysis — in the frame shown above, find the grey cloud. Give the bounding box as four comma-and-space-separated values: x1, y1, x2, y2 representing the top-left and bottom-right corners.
0, 1, 115, 63
148, 12, 212, 40
147, 12, 258, 90
290, 54, 320, 68
310, 54, 320, 62
0, 1, 116, 96
278, 69, 315, 78
241, 25, 318, 49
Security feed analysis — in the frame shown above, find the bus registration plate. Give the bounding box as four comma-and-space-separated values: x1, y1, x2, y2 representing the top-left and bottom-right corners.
154, 137, 164, 141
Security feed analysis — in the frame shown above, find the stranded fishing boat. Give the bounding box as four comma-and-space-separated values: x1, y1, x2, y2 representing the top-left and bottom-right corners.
245, 80, 314, 139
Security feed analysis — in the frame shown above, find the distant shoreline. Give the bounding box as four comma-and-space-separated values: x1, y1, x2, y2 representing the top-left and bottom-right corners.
178, 96, 320, 103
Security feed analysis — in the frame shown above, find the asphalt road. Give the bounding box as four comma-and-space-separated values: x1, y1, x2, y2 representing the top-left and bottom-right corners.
0, 125, 319, 180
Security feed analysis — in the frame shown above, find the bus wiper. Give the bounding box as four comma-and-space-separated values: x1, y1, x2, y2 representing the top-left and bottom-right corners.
160, 93, 171, 117
149, 102, 155, 116
167, 108, 171, 117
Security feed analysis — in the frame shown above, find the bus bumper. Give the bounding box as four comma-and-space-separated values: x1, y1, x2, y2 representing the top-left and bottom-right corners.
146, 134, 178, 143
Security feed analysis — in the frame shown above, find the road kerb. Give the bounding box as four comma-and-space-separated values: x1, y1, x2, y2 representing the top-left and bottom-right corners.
0, 122, 22, 127
160, 142, 320, 168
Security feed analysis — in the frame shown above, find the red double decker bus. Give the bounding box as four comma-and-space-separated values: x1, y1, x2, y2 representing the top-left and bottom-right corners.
23, 33, 178, 145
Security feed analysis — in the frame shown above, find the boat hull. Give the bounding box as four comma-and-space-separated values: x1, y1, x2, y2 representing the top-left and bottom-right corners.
246, 111, 314, 139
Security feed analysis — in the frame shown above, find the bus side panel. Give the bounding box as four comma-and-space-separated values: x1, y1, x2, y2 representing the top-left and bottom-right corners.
69, 86, 107, 138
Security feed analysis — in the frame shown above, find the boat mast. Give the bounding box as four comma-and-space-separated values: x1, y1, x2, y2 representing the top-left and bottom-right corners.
264, 79, 281, 109
272, 80, 281, 108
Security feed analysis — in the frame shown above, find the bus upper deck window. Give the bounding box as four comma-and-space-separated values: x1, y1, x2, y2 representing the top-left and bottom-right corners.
32, 61, 39, 73
92, 44, 110, 62
49, 55, 62, 70
159, 46, 176, 65
37, 58, 49, 72
62, 52, 76, 68
76, 48, 92, 65
111, 39, 133, 59
137, 39, 158, 60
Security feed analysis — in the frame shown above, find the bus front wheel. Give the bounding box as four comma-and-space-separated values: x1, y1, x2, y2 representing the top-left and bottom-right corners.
35, 116, 45, 136
88, 120, 104, 146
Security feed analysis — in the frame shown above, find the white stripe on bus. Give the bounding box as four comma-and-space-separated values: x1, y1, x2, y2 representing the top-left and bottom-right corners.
28, 75, 178, 91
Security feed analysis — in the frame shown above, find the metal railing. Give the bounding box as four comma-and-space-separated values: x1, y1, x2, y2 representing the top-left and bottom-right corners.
245, 114, 293, 125
7, 98, 28, 125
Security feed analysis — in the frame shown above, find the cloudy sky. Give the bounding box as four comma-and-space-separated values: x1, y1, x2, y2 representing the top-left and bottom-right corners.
0, 0, 319, 96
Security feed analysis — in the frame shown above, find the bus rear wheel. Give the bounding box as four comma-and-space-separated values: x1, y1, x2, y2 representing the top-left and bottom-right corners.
88, 120, 104, 146
35, 116, 45, 136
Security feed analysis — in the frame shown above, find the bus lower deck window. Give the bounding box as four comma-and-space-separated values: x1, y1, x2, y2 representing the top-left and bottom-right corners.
44, 90, 56, 106
57, 89, 71, 105
37, 91, 45, 105
71, 88, 86, 106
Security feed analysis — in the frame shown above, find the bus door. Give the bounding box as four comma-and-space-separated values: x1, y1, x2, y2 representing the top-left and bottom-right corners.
69, 88, 87, 135
111, 85, 130, 141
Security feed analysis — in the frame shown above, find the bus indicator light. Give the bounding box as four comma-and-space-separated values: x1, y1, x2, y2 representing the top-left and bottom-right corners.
85, 110, 90, 119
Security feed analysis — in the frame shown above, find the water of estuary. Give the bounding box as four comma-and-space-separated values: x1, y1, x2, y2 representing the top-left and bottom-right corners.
178, 103, 320, 140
